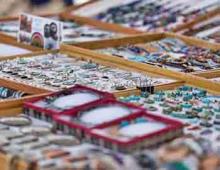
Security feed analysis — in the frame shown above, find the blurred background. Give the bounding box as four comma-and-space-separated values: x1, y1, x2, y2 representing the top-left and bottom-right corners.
0, 0, 89, 17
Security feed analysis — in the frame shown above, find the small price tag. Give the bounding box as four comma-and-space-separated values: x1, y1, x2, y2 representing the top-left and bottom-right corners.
18, 13, 63, 50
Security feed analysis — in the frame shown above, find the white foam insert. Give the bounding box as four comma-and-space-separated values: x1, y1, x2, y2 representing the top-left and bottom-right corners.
0, 43, 30, 56
52, 92, 100, 109
119, 122, 166, 137
80, 105, 131, 125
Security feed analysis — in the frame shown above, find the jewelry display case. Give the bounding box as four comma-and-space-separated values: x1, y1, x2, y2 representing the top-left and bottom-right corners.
63, 32, 220, 93
0, 45, 180, 93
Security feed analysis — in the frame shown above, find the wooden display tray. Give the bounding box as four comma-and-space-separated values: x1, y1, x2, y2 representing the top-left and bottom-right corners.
0, 45, 182, 94
0, 43, 184, 124
61, 32, 220, 94
62, 0, 220, 33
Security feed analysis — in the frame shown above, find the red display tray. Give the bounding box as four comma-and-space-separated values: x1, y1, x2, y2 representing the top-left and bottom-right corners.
86, 112, 184, 153
23, 84, 114, 122
53, 99, 145, 139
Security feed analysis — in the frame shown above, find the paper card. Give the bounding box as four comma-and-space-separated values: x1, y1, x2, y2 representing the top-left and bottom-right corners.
18, 13, 63, 50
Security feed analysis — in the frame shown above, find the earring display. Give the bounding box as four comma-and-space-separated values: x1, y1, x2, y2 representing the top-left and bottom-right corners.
97, 38, 220, 73
0, 53, 174, 91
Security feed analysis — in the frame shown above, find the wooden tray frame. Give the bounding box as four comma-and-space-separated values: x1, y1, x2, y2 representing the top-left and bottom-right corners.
0, 44, 183, 118
62, 0, 220, 33
0, 45, 182, 93
61, 32, 220, 94
0, 73, 50, 116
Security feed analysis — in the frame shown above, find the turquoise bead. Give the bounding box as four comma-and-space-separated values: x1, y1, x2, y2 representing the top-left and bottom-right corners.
192, 107, 202, 112
135, 117, 147, 123
164, 162, 190, 170
198, 90, 207, 97
214, 108, 220, 112
154, 96, 162, 102
202, 98, 211, 104
181, 103, 192, 108
179, 86, 190, 91
155, 91, 165, 96
120, 121, 129, 127
132, 56, 146, 62
121, 98, 130, 102
175, 90, 182, 96
130, 95, 141, 101
183, 96, 189, 101
171, 112, 189, 118
141, 92, 149, 98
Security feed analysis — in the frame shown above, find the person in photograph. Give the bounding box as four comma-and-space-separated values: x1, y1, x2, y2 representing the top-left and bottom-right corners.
44, 22, 59, 49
